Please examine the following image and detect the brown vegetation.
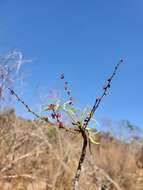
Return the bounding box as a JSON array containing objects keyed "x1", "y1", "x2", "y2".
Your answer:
[{"x1": 0, "y1": 109, "x2": 142, "y2": 190}]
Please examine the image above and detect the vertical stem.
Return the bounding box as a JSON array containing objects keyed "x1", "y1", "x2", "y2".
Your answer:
[{"x1": 73, "y1": 130, "x2": 88, "y2": 190}]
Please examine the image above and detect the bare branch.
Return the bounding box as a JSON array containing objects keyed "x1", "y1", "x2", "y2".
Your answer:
[
  {"x1": 83, "y1": 59, "x2": 123, "y2": 128},
  {"x1": 8, "y1": 87, "x2": 78, "y2": 134},
  {"x1": 73, "y1": 130, "x2": 88, "y2": 190}
]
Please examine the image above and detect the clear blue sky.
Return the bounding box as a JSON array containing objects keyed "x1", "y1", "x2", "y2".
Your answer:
[{"x1": 0, "y1": 0, "x2": 142, "y2": 128}]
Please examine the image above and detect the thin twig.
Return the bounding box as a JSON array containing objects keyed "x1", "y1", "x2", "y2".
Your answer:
[
  {"x1": 83, "y1": 59, "x2": 123, "y2": 127},
  {"x1": 8, "y1": 88, "x2": 77, "y2": 134},
  {"x1": 8, "y1": 88, "x2": 44, "y2": 120},
  {"x1": 1, "y1": 174, "x2": 53, "y2": 188},
  {"x1": 87, "y1": 159, "x2": 123, "y2": 190},
  {"x1": 8, "y1": 60, "x2": 123, "y2": 190},
  {"x1": 0, "y1": 149, "x2": 45, "y2": 173},
  {"x1": 72, "y1": 60, "x2": 123, "y2": 190}
]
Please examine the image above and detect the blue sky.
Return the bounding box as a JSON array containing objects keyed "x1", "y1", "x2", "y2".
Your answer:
[{"x1": 0, "y1": 0, "x2": 142, "y2": 128}]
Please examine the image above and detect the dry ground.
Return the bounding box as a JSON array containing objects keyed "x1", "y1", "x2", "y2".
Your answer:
[{"x1": 0, "y1": 109, "x2": 142, "y2": 190}]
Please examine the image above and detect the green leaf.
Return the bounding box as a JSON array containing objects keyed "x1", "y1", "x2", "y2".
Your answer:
[
  {"x1": 86, "y1": 127, "x2": 94, "y2": 132},
  {"x1": 54, "y1": 104, "x2": 63, "y2": 110},
  {"x1": 88, "y1": 131, "x2": 100, "y2": 144},
  {"x1": 64, "y1": 108, "x2": 75, "y2": 115},
  {"x1": 89, "y1": 136, "x2": 100, "y2": 144}
]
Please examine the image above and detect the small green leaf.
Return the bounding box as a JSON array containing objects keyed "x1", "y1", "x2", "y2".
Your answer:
[
  {"x1": 55, "y1": 104, "x2": 63, "y2": 110},
  {"x1": 65, "y1": 109, "x2": 75, "y2": 115},
  {"x1": 88, "y1": 131, "x2": 100, "y2": 144},
  {"x1": 89, "y1": 136, "x2": 100, "y2": 144}
]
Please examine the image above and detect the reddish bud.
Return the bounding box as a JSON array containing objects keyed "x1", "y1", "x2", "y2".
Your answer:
[
  {"x1": 55, "y1": 112, "x2": 61, "y2": 119},
  {"x1": 47, "y1": 104, "x2": 56, "y2": 110}
]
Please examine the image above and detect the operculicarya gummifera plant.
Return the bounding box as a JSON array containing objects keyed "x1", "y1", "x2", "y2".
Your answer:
[{"x1": 9, "y1": 59, "x2": 124, "y2": 190}]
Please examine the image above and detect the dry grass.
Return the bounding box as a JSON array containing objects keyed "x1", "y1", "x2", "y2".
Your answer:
[{"x1": 0, "y1": 109, "x2": 142, "y2": 190}]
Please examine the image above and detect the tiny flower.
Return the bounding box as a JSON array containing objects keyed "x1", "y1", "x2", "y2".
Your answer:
[{"x1": 47, "y1": 104, "x2": 56, "y2": 110}]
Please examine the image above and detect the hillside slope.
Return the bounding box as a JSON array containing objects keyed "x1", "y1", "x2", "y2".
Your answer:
[{"x1": 0, "y1": 109, "x2": 142, "y2": 190}]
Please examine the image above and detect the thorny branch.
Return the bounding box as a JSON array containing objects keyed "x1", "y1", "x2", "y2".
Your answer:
[
  {"x1": 8, "y1": 88, "x2": 78, "y2": 134},
  {"x1": 72, "y1": 59, "x2": 123, "y2": 190},
  {"x1": 83, "y1": 59, "x2": 123, "y2": 128},
  {"x1": 8, "y1": 59, "x2": 123, "y2": 190}
]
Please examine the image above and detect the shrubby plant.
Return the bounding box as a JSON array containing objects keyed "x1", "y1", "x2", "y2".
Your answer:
[{"x1": 8, "y1": 58, "x2": 123, "y2": 190}]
